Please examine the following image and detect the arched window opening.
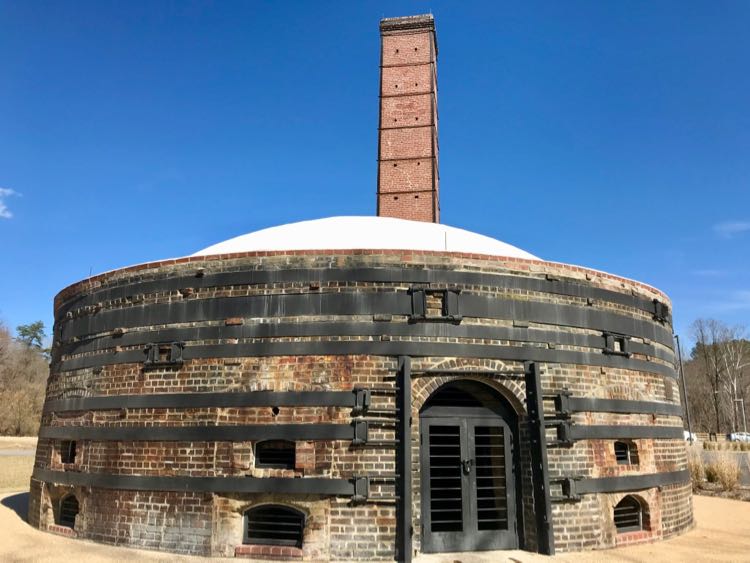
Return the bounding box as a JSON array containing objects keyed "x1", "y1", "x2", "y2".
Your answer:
[
  {"x1": 58, "y1": 495, "x2": 79, "y2": 529},
  {"x1": 255, "y1": 440, "x2": 296, "y2": 469},
  {"x1": 614, "y1": 495, "x2": 645, "y2": 533},
  {"x1": 614, "y1": 441, "x2": 639, "y2": 465},
  {"x1": 244, "y1": 505, "x2": 305, "y2": 548}
]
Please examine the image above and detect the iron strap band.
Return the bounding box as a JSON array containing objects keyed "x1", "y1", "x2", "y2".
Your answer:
[
  {"x1": 59, "y1": 292, "x2": 672, "y2": 347},
  {"x1": 567, "y1": 425, "x2": 684, "y2": 440},
  {"x1": 574, "y1": 469, "x2": 690, "y2": 495},
  {"x1": 57, "y1": 320, "x2": 675, "y2": 364},
  {"x1": 38, "y1": 422, "x2": 368, "y2": 442},
  {"x1": 31, "y1": 467, "x2": 367, "y2": 497},
  {"x1": 43, "y1": 390, "x2": 367, "y2": 415},
  {"x1": 569, "y1": 397, "x2": 683, "y2": 417},
  {"x1": 56, "y1": 340, "x2": 677, "y2": 378},
  {"x1": 43, "y1": 392, "x2": 682, "y2": 419},
  {"x1": 56, "y1": 267, "x2": 664, "y2": 323}
]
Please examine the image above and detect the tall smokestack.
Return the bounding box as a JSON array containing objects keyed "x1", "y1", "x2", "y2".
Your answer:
[{"x1": 377, "y1": 14, "x2": 439, "y2": 223}]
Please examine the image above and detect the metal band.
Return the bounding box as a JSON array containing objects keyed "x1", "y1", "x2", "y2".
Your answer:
[
  {"x1": 38, "y1": 422, "x2": 368, "y2": 443},
  {"x1": 56, "y1": 339, "x2": 677, "y2": 379},
  {"x1": 56, "y1": 267, "x2": 664, "y2": 324},
  {"x1": 575, "y1": 469, "x2": 690, "y2": 494},
  {"x1": 525, "y1": 362, "x2": 555, "y2": 555},
  {"x1": 569, "y1": 397, "x2": 683, "y2": 417},
  {"x1": 58, "y1": 320, "x2": 674, "y2": 365},
  {"x1": 568, "y1": 425, "x2": 684, "y2": 440},
  {"x1": 396, "y1": 356, "x2": 412, "y2": 561},
  {"x1": 43, "y1": 390, "x2": 368, "y2": 414},
  {"x1": 59, "y1": 292, "x2": 672, "y2": 348},
  {"x1": 31, "y1": 467, "x2": 367, "y2": 496}
]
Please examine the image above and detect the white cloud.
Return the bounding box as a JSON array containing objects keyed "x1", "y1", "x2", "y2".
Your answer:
[
  {"x1": 713, "y1": 220, "x2": 750, "y2": 239},
  {"x1": 690, "y1": 269, "x2": 727, "y2": 277},
  {"x1": 0, "y1": 188, "x2": 18, "y2": 219},
  {"x1": 713, "y1": 290, "x2": 750, "y2": 312}
]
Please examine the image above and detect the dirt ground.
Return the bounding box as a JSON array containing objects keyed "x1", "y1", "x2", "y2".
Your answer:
[
  {"x1": 0, "y1": 437, "x2": 37, "y2": 451},
  {"x1": 0, "y1": 437, "x2": 36, "y2": 494},
  {"x1": 0, "y1": 492, "x2": 747, "y2": 563}
]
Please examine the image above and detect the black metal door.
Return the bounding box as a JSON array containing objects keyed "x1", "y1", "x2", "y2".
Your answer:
[{"x1": 421, "y1": 415, "x2": 516, "y2": 553}]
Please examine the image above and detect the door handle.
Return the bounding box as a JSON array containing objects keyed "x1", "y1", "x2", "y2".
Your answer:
[{"x1": 461, "y1": 459, "x2": 473, "y2": 474}]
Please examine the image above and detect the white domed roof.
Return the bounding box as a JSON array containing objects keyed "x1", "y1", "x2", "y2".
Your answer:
[{"x1": 193, "y1": 216, "x2": 539, "y2": 260}]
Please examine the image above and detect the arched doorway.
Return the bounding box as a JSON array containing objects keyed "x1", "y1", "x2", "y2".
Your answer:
[{"x1": 419, "y1": 380, "x2": 519, "y2": 553}]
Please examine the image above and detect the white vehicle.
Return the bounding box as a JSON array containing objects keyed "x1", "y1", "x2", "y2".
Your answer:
[
  {"x1": 684, "y1": 430, "x2": 698, "y2": 442},
  {"x1": 729, "y1": 432, "x2": 750, "y2": 443}
]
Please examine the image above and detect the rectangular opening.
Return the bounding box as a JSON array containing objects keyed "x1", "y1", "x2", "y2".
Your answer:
[{"x1": 60, "y1": 440, "x2": 77, "y2": 464}]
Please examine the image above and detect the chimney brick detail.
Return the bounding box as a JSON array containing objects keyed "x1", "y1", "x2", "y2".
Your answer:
[{"x1": 377, "y1": 14, "x2": 439, "y2": 223}]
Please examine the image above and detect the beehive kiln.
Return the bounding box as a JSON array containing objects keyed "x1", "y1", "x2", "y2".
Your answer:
[{"x1": 30, "y1": 14, "x2": 692, "y2": 560}]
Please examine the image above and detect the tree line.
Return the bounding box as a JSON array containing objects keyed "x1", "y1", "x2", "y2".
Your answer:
[
  {"x1": 0, "y1": 321, "x2": 49, "y2": 435},
  {"x1": 683, "y1": 319, "x2": 750, "y2": 435}
]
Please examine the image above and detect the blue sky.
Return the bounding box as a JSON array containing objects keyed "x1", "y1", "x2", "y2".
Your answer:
[{"x1": 1, "y1": 1, "x2": 748, "y2": 346}]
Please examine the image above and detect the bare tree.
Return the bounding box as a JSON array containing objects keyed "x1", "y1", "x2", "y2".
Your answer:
[
  {"x1": 692, "y1": 319, "x2": 728, "y2": 433},
  {"x1": 719, "y1": 328, "x2": 750, "y2": 432},
  {"x1": 688, "y1": 319, "x2": 750, "y2": 435}
]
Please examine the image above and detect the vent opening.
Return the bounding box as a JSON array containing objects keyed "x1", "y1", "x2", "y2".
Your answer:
[
  {"x1": 58, "y1": 495, "x2": 79, "y2": 529},
  {"x1": 613, "y1": 441, "x2": 639, "y2": 465},
  {"x1": 614, "y1": 495, "x2": 645, "y2": 533},
  {"x1": 255, "y1": 440, "x2": 296, "y2": 469},
  {"x1": 60, "y1": 440, "x2": 77, "y2": 464},
  {"x1": 244, "y1": 504, "x2": 305, "y2": 547}
]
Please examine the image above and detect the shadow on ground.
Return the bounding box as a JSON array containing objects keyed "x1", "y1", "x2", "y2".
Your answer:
[{"x1": 1, "y1": 491, "x2": 28, "y2": 521}]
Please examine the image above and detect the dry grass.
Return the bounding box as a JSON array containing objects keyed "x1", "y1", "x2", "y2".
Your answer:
[
  {"x1": 703, "y1": 441, "x2": 750, "y2": 451},
  {"x1": 0, "y1": 455, "x2": 34, "y2": 493},
  {"x1": 705, "y1": 451, "x2": 741, "y2": 491},
  {"x1": 687, "y1": 448, "x2": 705, "y2": 490}
]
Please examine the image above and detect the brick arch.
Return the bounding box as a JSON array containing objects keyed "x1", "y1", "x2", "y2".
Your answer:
[
  {"x1": 610, "y1": 492, "x2": 652, "y2": 531},
  {"x1": 412, "y1": 372, "x2": 526, "y2": 416},
  {"x1": 237, "y1": 500, "x2": 311, "y2": 521}
]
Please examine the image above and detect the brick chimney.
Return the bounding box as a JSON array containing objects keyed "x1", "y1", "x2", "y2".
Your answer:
[{"x1": 377, "y1": 14, "x2": 439, "y2": 223}]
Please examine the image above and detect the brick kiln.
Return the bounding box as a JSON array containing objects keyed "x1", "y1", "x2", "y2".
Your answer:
[{"x1": 30, "y1": 13, "x2": 692, "y2": 561}]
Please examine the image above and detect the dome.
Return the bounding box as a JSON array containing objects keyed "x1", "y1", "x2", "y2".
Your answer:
[{"x1": 193, "y1": 216, "x2": 540, "y2": 260}]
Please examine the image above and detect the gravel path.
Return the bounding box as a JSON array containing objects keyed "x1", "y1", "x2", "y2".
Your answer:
[{"x1": 1, "y1": 492, "x2": 749, "y2": 562}]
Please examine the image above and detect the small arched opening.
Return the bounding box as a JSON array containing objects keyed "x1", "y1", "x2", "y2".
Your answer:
[
  {"x1": 613, "y1": 440, "x2": 639, "y2": 465},
  {"x1": 243, "y1": 504, "x2": 305, "y2": 548},
  {"x1": 57, "y1": 494, "x2": 79, "y2": 529},
  {"x1": 614, "y1": 495, "x2": 649, "y2": 533},
  {"x1": 254, "y1": 440, "x2": 296, "y2": 469}
]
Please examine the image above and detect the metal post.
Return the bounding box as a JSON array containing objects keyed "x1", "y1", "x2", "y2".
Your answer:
[
  {"x1": 396, "y1": 356, "x2": 412, "y2": 562},
  {"x1": 675, "y1": 335, "x2": 693, "y2": 443},
  {"x1": 524, "y1": 361, "x2": 555, "y2": 555}
]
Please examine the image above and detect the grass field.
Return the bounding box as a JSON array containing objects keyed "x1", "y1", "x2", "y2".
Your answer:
[{"x1": 0, "y1": 456, "x2": 34, "y2": 493}]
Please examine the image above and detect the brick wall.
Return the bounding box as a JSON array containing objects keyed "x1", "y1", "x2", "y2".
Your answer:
[{"x1": 32, "y1": 250, "x2": 692, "y2": 559}]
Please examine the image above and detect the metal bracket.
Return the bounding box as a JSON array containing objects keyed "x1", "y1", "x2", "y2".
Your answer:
[
  {"x1": 351, "y1": 476, "x2": 370, "y2": 504},
  {"x1": 408, "y1": 288, "x2": 462, "y2": 323},
  {"x1": 544, "y1": 419, "x2": 573, "y2": 447},
  {"x1": 143, "y1": 342, "x2": 184, "y2": 368},
  {"x1": 603, "y1": 332, "x2": 631, "y2": 357},
  {"x1": 352, "y1": 420, "x2": 369, "y2": 446},
  {"x1": 653, "y1": 299, "x2": 670, "y2": 323},
  {"x1": 544, "y1": 388, "x2": 572, "y2": 418},
  {"x1": 550, "y1": 476, "x2": 582, "y2": 502},
  {"x1": 352, "y1": 388, "x2": 371, "y2": 415}
]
